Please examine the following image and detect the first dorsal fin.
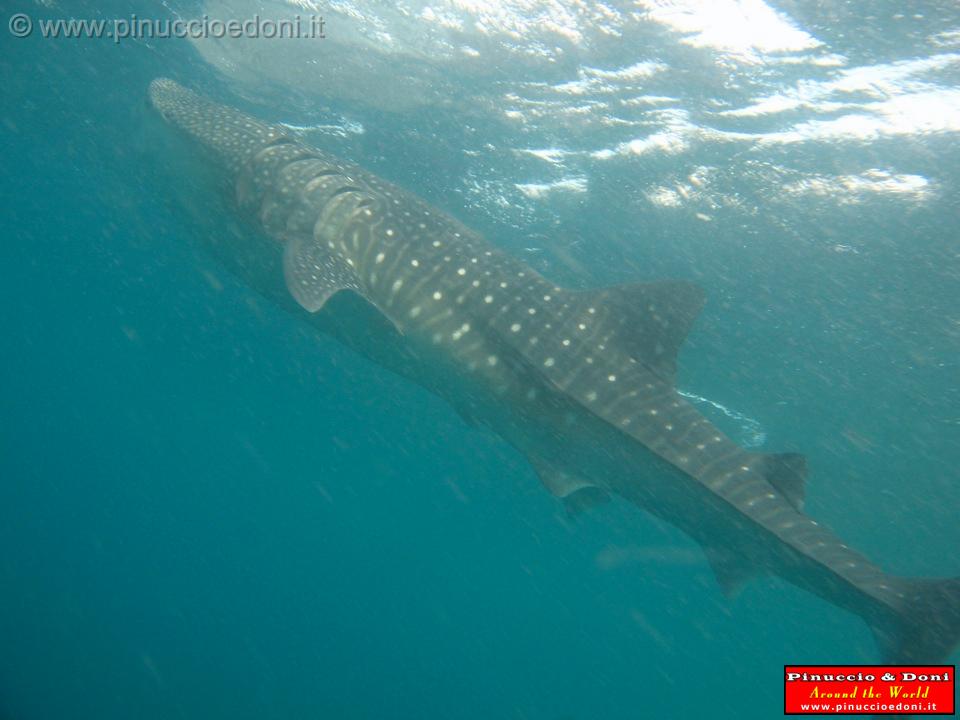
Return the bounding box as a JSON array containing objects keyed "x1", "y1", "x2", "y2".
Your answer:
[
  {"x1": 590, "y1": 280, "x2": 705, "y2": 380},
  {"x1": 757, "y1": 452, "x2": 807, "y2": 510}
]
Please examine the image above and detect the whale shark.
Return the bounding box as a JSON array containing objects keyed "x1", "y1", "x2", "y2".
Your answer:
[{"x1": 148, "y1": 78, "x2": 960, "y2": 665}]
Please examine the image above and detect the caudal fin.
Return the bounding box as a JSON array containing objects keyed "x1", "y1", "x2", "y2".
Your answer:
[{"x1": 872, "y1": 576, "x2": 960, "y2": 663}]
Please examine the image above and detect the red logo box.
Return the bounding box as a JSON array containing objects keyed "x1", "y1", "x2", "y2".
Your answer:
[{"x1": 784, "y1": 665, "x2": 955, "y2": 715}]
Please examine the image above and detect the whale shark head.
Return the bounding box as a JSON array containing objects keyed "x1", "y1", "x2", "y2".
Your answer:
[{"x1": 148, "y1": 78, "x2": 290, "y2": 172}]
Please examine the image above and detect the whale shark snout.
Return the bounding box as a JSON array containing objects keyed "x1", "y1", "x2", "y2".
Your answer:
[
  {"x1": 147, "y1": 77, "x2": 181, "y2": 109},
  {"x1": 147, "y1": 78, "x2": 201, "y2": 127},
  {"x1": 148, "y1": 77, "x2": 290, "y2": 171}
]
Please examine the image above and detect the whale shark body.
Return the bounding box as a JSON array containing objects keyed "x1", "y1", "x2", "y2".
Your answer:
[{"x1": 149, "y1": 78, "x2": 960, "y2": 665}]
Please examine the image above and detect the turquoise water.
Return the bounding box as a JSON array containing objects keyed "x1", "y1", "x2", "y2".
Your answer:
[{"x1": 2, "y1": 1, "x2": 959, "y2": 718}]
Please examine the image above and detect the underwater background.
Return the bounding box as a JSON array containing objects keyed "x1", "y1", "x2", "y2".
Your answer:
[{"x1": 1, "y1": 1, "x2": 958, "y2": 718}]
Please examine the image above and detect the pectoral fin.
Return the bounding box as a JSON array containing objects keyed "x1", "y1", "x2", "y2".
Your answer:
[{"x1": 283, "y1": 234, "x2": 360, "y2": 312}]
